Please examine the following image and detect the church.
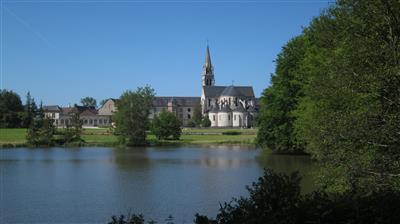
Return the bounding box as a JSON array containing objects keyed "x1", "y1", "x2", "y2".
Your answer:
[
  {"x1": 200, "y1": 46, "x2": 257, "y2": 127},
  {"x1": 44, "y1": 46, "x2": 258, "y2": 128}
]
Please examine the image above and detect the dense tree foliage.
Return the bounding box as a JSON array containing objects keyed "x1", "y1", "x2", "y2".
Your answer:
[
  {"x1": 151, "y1": 110, "x2": 182, "y2": 140},
  {"x1": 201, "y1": 116, "x2": 211, "y2": 127},
  {"x1": 256, "y1": 36, "x2": 307, "y2": 153},
  {"x1": 0, "y1": 89, "x2": 24, "y2": 128},
  {"x1": 80, "y1": 96, "x2": 97, "y2": 108},
  {"x1": 113, "y1": 86, "x2": 155, "y2": 146},
  {"x1": 192, "y1": 104, "x2": 203, "y2": 127},
  {"x1": 21, "y1": 91, "x2": 37, "y2": 128},
  {"x1": 26, "y1": 105, "x2": 55, "y2": 146},
  {"x1": 257, "y1": 0, "x2": 400, "y2": 192},
  {"x1": 110, "y1": 169, "x2": 400, "y2": 224}
]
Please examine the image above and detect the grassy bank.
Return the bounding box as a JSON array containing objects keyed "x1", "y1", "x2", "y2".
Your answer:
[{"x1": 0, "y1": 128, "x2": 257, "y2": 147}]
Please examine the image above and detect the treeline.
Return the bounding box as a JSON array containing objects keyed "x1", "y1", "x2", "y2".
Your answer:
[
  {"x1": 0, "y1": 90, "x2": 37, "y2": 128},
  {"x1": 256, "y1": 0, "x2": 400, "y2": 192},
  {"x1": 109, "y1": 169, "x2": 400, "y2": 224},
  {"x1": 0, "y1": 89, "x2": 83, "y2": 146}
]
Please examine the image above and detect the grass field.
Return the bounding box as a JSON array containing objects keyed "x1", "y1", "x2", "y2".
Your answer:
[{"x1": 0, "y1": 127, "x2": 257, "y2": 147}]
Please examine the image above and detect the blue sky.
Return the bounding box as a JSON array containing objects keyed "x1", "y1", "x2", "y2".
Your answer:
[{"x1": 1, "y1": 0, "x2": 330, "y2": 106}]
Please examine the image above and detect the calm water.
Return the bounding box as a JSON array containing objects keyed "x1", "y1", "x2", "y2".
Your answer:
[{"x1": 0, "y1": 146, "x2": 315, "y2": 223}]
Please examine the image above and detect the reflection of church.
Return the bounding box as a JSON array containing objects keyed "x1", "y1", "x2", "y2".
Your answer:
[{"x1": 200, "y1": 46, "x2": 257, "y2": 128}]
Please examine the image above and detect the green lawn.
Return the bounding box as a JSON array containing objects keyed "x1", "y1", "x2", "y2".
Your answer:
[
  {"x1": 0, "y1": 129, "x2": 27, "y2": 144},
  {"x1": 0, "y1": 127, "x2": 257, "y2": 147}
]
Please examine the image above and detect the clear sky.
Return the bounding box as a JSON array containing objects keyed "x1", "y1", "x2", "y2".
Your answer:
[{"x1": 1, "y1": 0, "x2": 330, "y2": 106}]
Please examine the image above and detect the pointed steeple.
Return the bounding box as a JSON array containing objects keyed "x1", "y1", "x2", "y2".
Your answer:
[
  {"x1": 204, "y1": 45, "x2": 212, "y2": 72},
  {"x1": 202, "y1": 44, "x2": 215, "y2": 86}
]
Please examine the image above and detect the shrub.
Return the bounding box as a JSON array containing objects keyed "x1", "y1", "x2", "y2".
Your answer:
[{"x1": 222, "y1": 131, "x2": 241, "y2": 135}]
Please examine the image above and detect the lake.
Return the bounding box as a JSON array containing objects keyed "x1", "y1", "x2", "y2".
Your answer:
[{"x1": 0, "y1": 146, "x2": 315, "y2": 223}]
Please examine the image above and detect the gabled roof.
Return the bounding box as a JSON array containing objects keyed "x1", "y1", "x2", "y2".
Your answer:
[
  {"x1": 43, "y1": 105, "x2": 61, "y2": 112},
  {"x1": 220, "y1": 85, "x2": 242, "y2": 97},
  {"x1": 203, "y1": 85, "x2": 255, "y2": 98}
]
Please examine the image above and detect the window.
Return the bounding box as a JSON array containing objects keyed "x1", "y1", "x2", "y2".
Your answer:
[
  {"x1": 52, "y1": 113, "x2": 55, "y2": 118},
  {"x1": 179, "y1": 108, "x2": 183, "y2": 112},
  {"x1": 99, "y1": 119, "x2": 103, "y2": 124},
  {"x1": 208, "y1": 99, "x2": 211, "y2": 106},
  {"x1": 187, "y1": 114, "x2": 191, "y2": 119},
  {"x1": 55, "y1": 120, "x2": 58, "y2": 125},
  {"x1": 228, "y1": 115, "x2": 230, "y2": 120},
  {"x1": 61, "y1": 119, "x2": 64, "y2": 124},
  {"x1": 104, "y1": 119, "x2": 107, "y2": 124},
  {"x1": 89, "y1": 119, "x2": 93, "y2": 124},
  {"x1": 84, "y1": 120, "x2": 88, "y2": 124},
  {"x1": 187, "y1": 108, "x2": 191, "y2": 112},
  {"x1": 213, "y1": 115, "x2": 215, "y2": 121},
  {"x1": 229, "y1": 98, "x2": 231, "y2": 105}
]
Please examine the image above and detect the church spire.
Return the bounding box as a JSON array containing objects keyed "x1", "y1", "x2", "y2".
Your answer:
[{"x1": 202, "y1": 44, "x2": 215, "y2": 86}]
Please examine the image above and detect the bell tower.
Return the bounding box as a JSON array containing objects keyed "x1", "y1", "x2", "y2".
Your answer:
[{"x1": 202, "y1": 45, "x2": 215, "y2": 86}]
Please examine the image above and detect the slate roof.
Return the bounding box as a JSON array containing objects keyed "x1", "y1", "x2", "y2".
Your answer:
[
  {"x1": 220, "y1": 85, "x2": 243, "y2": 97},
  {"x1": 203, "y1": 85, "x2": 255, "y2": 98},
  {"x1": 233, "y1": 104, "x2": 247, "y2": 113},
  {"x1": 43, "y1": 105, "x2": 61, "y2": 112},
  {"x1": 220, "y1": 105, "x2": 232, "y2": 113},
  {"x1": 153, "y1": 97, "x2": 200, "y2": 107}
]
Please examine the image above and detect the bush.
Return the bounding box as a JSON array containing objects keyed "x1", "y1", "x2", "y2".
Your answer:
[
  {"x1": 201, "y1": 116, "x2": 211, "y2": 127},
  {"x1": 151, "y1": 111, "x2": 182, "y2": 140},
  {"x1": 186, "y1": 119, "x2": 196, "y2": 127},
  {"x1": 222, "y1": 131, "x2": 241, "y2": 135}
]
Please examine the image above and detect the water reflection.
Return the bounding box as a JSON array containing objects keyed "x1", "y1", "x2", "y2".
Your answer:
[{"x1": 0, "y1": 146, "x2": 316, "y2": 223}]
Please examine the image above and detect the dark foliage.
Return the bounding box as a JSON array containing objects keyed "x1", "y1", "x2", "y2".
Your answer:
[
  {"x1": 151, "y1": 110, "x2": 182, "y2": 140},
  {"x1": 0, "y1": 89, "x2": 24, "y2": 128}
]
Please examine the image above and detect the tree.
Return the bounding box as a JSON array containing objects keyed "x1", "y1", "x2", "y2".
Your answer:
[
  {"x1": 113, "y1": 86, "x2": 155, "y2": 146},
  {"x1": 151, "y1": 110, "x2": 182, "y2": 140},
  {"x1": 285, "y1": 0, "x2": 400, "y2": 192},
  {"x1": 26, "y1": 104, "x2": 55, "y2": 146},
  {"x1": 192, "y1": 104, "x2": 203, "y2": 126},
  {"x1": 21, "y1": 91, "x2": 37, "y2": 128},
  {"x1": 201, "y1": 116, "x2": 211, "y2": 127},
  {"x1": 256, "y1": 35, "x2": 307, "y2": 154},
  {"x1": 80, "y1": 97, "x2": 97, "y2": 108},
  {"x1": 62, "y1": 112, "x2": 83, "y2": 144},
  {"x1": 0, "y1": 89, "x2": 23, "y2": 128}
]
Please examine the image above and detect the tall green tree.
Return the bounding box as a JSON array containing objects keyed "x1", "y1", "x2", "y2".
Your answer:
[
  {"x1": 256, "y1": 35, "x2": 308, "y2": 153},
  {"x1": 0, "y1": 89, "x2": 23, "y2": 128},
  {"x1": 293, "y1": 0, "x2": 400, "y2": 192},
  {"x1": 80, "y1": 97, "x2": 97, "y2": 108},
  {"x1": 113, "y1": 86, "x2": 155, "y2": 146},
  {"x1": 26, "y1": 104, "x2": 55, "y2": 146},
  {"x1": 151, "y1": 110, "x2": 182, "y2": 140},
  {"x1": 21, "y1": 91, "x2": 37, "y2": 128}
]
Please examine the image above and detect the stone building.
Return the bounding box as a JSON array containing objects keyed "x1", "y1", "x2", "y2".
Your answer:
[
  {"x1": 45, "y1": 45, "x2": 257, "y2": 128},
  {"x1": 98, "y1": 97, "x2": 200, "y2": 126},
  {"x1": 200, "y1": 46, "x2": 257, "y2": 128},
  {"x1": 44, "y1": 105, "x2": 112, "y2": 128}
]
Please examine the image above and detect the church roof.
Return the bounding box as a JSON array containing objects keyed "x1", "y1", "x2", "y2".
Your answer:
[
  {"x1": 220, "y1": 85, "x2": 243, "y2": 97},
  {"x1": 233, "y1": 104, "x2": 247, "y2": 113},
  {"x1": 203, "y1": 85, "x2": 255, "y2": 98},
  {"x1": 208, "y1": 106, "x2": 219, "y2": 113},
  {"x1": 220, "y1": 105, "x2": 232, "y2": 113}
]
